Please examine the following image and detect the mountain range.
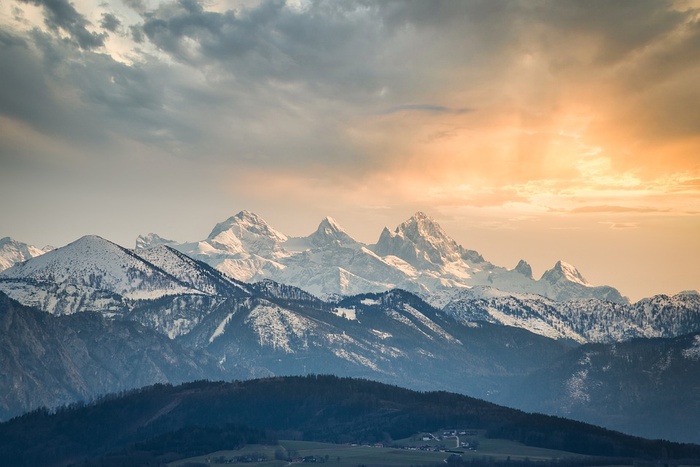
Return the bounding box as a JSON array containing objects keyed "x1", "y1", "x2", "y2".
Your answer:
[
  {"x1": 133, "y1": 211, "x2": 629, "y2": 304},
  {"x1": 1, "y1": 212, "x2": 700, "y2": 443}
]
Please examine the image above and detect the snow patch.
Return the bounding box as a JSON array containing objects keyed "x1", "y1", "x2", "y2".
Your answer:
[
  {"x1": 245, "y1": 303, "x2": 313, "y2": 353},
  {"x1": 403, "y1": 304, "x2": 459, "y2": 343},
  {"x1": 370, "y1": 329, "x2": 392, "y2": 340},
  {"x1": 360, "y1": 298, "x2": 380, "y2": 306},
  {"x1": 334, "y1": 306, "x2": 357, "y2": 320},
  {"x1": 209, "y1": 311, "x2": 236, "y2": 343},
  {"x1": 683, "y1": 335, "x2": 700, "y2": 361}
]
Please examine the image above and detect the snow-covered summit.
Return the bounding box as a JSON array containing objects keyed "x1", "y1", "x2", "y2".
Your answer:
[
  {"x1": 373, "y1": 212, "x2": 484, "y2": 269},
  {"x1": 135, "y1": 233, "x2": 178, "y2": 251},
  {"x1": 542, "y1": 261, "x2": 589, "y2": 287},
  {"x1": 535, "y1": 260, "x2": 626, "y2": 303},
  {"x1": 513, "y1": 259, "x2": 533, "y2": 279},
  {"x1": 208, "y1": 210, "x2": 287, "y2": 243},
  {"x1": 0, "y1": 237, "x2": 52, "y2": 271},
  {"x1": 0, "y1": 235, "x2": 199, "y2": 301},
  {"x1": 131, "y1": 210, "x2": 627, "y2": 304},
  {"x1": 205, "y1": 210, "x2": 288, "y2": 258},
  {"x1": 137, "y1": 245, "x2": 247, "y2": 297},
  {"x1": 305, "y1": 217, "x2": 358, "y2": 248}
]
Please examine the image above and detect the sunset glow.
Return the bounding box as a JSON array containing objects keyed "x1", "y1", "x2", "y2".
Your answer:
[{"x1": 1, "y1": 0, "x2": 698, "y2": 300}]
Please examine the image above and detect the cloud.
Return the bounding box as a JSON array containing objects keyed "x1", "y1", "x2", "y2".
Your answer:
[
  {"x1": 18, "y1": 0, "x2": 106, "y2": 49},
  {"x1": 601, "y1": 222, "x2": 640, "y2": 230},
  {"x1": 568, "y1": 205, "x2": 671, "y2": 214},
  {"x1": 2, "y1": 0, "x2": 700, "y2": 211},
  {"x1": 100, "y1": 13, "x2": 121, "y2": 32},
  {"x1": 380, "y1": 104, "x2": 474, "y2": 115}
]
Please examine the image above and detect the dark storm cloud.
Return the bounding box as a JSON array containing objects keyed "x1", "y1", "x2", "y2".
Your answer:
[
  {"x1": 4, "y1": 0, "x2": 700, "y2": 177},
  {"x1": 123, "y1": 0, "x2": 147, "y2": 14},
  {"x1": 140, "y1": 0, "x2": 387, "y2": 99},
  {"x1": 18, "y1": 0, "x2": 107, "y2": 49},
  {"x1": 0, "y1": 29, "x2": 70, "y2": 136},
  {"x1": 100, "y1": 13, "x2": 121, "y2": 32},
  {"x1": 0, "y1": 24, "x2": 176, "y2": 154},
  {"x1": 532, "y1": 0, "x2": 684, "y2": 64},
  {"x1": 130, "y1": 24, "x2": 145, "y2": 42}
]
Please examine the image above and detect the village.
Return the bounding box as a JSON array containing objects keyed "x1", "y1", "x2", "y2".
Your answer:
[{"x1": 201, "y1": 430, "x2": 481, "y2": 464}]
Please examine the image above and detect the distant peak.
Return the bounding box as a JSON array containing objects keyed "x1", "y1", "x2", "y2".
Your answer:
[
  {"x1": 69, "y1": 235, "x2": 120, "y2": 250},
  {"x1": 513, "y1": 259, "x2": 533, "y2": 279},
  {"x1": 398, "y1": 212, "x2": 441, "y2": 232},
  {"x1": 75, "y1": 234, "x2": 108, "y2": 243},
  {"x1": 308, "y1": 216, "x2": 357, "y2": 247},
  {"x1": 542, "y1": 260, "x2": 589, "y2": 286},
  {"x1": 135, "y1": 233, "x2": 177, "y2": 250},
  {"x1": 235, "y1": 210, "x2": 263, "y2": 222},
  {"x1": 208, "y1": 211, "x2": 287, "y2": 242},
  {"x1": 319, "y1": 216, "x2": 343, "y2": 232}
]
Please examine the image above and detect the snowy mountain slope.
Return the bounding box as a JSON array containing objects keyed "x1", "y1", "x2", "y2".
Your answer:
[
  {"x1": 175, "y1": 287, "x2": 570, "y2": 399},
  {"x1": 506, "y1": 332, "x2": 700, "y2": 443},
  {"x1": 135, "y1": 232, "x2": 178, "y2": 250},
  {"x1": 136, "y1": 211, "x2": 628, "y2": 304},
  {"x1": 373, "y1": 211, "x2": 484, "y2": 269},
  {"x1": 0, "y1": 236, "x2": 216, "y2": 317},
  {"x1": 136, "y1": 245, "x2": 249, "y2": 297},
  {"x1": 443, "y1": 287, "x2": 700, "y2": 343},
  {"x1": 137, "y1": 211, "x2": 290, "y2": 283},
  {"x1": 443, "y1": 286, "x2": 587, "y2": 343},
  {"x1": 538, "y1": 261, "x2": 626, "y2": 303},
  {"x1": 301, "y1": 216, "x2": 360, "y2": 249},
  {"x1": 0, "y1": 291, "x2": 225, "y2": 421},
  {"x1": 0, "y1": 235, "x2": 200, "y2": 301},
  {"x1": 559, "y1": 291, "x2": 700, "y2": 342},
  {"x1": 0, "y1": 237, "x2": 52, "y2": 271},
  {"x1": 2, "y1": 261, "x2": 699, "y2": 443}
]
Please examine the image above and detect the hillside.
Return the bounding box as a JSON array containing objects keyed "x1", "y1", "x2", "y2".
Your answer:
[{"x1": 1, "y1": 376, "x2": 699, "y2": 467}]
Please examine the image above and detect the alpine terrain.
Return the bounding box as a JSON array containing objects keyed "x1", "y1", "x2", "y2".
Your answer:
[{"x1": 1, "y1": 212, "x2": 699, "y2": 444}]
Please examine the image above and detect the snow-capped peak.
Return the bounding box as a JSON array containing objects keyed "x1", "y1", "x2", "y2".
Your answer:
[
  {"x1": 321, "y1": 216, "x2": 343, "y2": 233},
  {"x1": 207, "y1": 211, "x2": 288, "y2": 243},
  {"x1": 0, "y1": 234, "x2": 198, "y2": 300},
  {"x1": 306, "y1": 217, "x2": 358, "y2": 247},
  {"x1": 0, "y1": 237, "x2": 51, "y2": 271},
  {"x1": 135, "y1": 233, "x2": 178, "y2": 250},
  {"x1": 513, "y1": 259, "x2": 533, "y2": 279},
  {"x1": 399, "y1": 212, "x2": 447, "y2": 239},
  {"x1": 542, "y1": 261, "x2": 589, "y2": 286},
  {"x1": 400, "y1": 212, "x2": 476, "y2": 258}
]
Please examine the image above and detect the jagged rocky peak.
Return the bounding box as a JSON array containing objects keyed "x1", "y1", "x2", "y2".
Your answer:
[
  {"x1": 208, "y1": 210, "x2": 288, "y2": 242},
  {"x1": 541, "y1": 260, "x2": 589, "y2": 286},
  {"x1": 307, "y1": 217, "x2": 358, "y2": 247},
  {"x1": 135, "y1": 233, "x2": 177, "y2": 250},
  {"x1": 513, "y1": 259, "x2": 533, "y2": 279},
  {"x1": 0, "y1": 237, "x2": 52, "y2": 271},
  {"x1": 375, "y1": 212, "x2": 484, "y2": 266}
]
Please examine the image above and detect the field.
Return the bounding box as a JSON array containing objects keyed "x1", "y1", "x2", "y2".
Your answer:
[{"x1": 169, "y1": 431, "x2": 591, "y2": 467}]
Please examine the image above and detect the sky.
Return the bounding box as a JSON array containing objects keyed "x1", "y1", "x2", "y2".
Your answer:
[{"x1": 1, "y1": 0, "x2": 699, "y2": 301}]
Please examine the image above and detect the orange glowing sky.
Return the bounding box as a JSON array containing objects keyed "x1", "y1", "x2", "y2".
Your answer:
[{"x1": 1, "y1": 0, "x2": 699, "y2": 300}]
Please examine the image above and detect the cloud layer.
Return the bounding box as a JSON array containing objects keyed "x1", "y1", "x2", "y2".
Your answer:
[{"x1": 1, "y1": 0, "x2": 699, "y2": 299}]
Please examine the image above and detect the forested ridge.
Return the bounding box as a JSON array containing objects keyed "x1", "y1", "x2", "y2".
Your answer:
[{"x1": 1, "y1": 375, "x2": 699, "y2": 466}]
